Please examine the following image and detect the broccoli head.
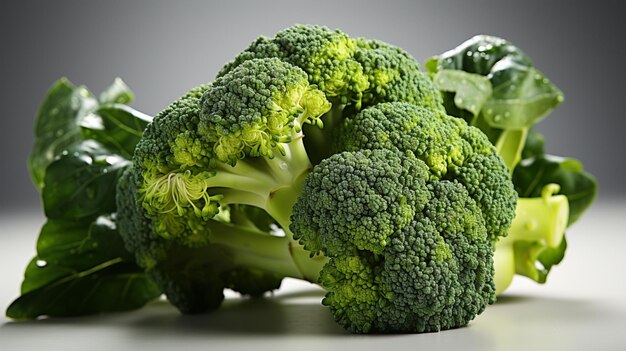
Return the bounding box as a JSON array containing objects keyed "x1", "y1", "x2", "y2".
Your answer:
[
  {"x1": 336, "y1": 102, "x2": 517, "y2": 241},
  {"x1": 290, "y1": 149, "x2": 499, "y2": 333},
  {"x1": 117, "y1": 57, "x2": 332, "y2": 312}
]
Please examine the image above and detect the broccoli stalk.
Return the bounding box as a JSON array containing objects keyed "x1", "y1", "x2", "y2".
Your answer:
[
  {"x1": 201, "y1": 220, "x2": 328, "y2": 283},
  {"x1": 494, "y1": 184, "x2": 569, "y2": 293}
]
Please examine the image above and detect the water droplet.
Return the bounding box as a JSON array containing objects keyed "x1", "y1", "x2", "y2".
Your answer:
[
  {"x1": 36, "y1": 260, "x2": 47, "y2": 267},
  {"x1": 61, "y1": 150, "x2": 69, "y2": 156},
  {"x1": 485, "y1": 109, "x2": 493, "y2": 115},
  {"x1": 102, "y1": 168, "x2": 108, "y2": 174},
  {"x1": 279, "y1": 162, "x2": 288, "y2": 170},
  {"x1": 493, "y1": 115, "x2": 502, "y2": 122},
  {"x1": 55, "y1": 129, "x2": 64, "y2": 137}
]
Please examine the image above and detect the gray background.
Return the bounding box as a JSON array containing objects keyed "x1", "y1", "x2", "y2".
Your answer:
[{"x1": 1, "y1": 0, "x2": 624, "y2": 213}]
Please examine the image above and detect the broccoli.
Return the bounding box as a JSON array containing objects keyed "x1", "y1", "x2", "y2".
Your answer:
[
  {"x1": 217, "y1": 24, "x2": 443, "y2": 164},
  {"x1": 115, "y1": 27, "x2": 514, "y2": 332},
  {"x1": 117, "y1": 71, "x2": 516, "y2": 331},
  {"x1": 18, "y1": 25, "x2": 583, "y2": 335}
]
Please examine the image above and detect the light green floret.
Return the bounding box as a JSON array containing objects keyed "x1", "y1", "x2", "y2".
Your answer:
[
  {"x1": 217, "y1": 25, "x2": 449, "y2": 166},
  {"x1": 218, "y1": 24, "x2": 370, "y2": 107},
  {"x1": 136, "y1": 58, "x2": 331, "y2": 241},
  {"x1": 200, "y1": 58, "x2": 331, "y2": 165}
]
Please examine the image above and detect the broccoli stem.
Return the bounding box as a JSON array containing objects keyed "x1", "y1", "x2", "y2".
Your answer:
[
  {"x1": 214, "y1": 136, "x2": 313, "y2": 209},
  {"x1": 302, "y1": 101, "x2": 345, "y2": 165},
  {"x1": 213, "y1": 135, "x2": 319, "y2": 281},
  {"x1": 507, "y1": 184, "x2": 569, "y2": 246},
  {"x1": 207, "y1": 220, "x2": 328, "y2": 282},
  {"x1": 494, "y1": 183, "x2": 569, "y2": 294},
  {"x1": 495, "y1": 128, "x2": 528, "y2": 171}
]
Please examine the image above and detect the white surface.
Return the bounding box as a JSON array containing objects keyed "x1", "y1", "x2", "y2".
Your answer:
[{"x1": 1, "y1": 201, "x2": 626, "y2": 350}]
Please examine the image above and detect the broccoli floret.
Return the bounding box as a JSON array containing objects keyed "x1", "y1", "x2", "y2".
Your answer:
[
  {"x1": 335, "y1": 102, "x2": 517, "y2": 242},
  {"x1": 218, "y1": 24, "x2": 369, "y2": 107},
  {"x1": 218, "y1": 24, "x2": 442, "y2": 165},
  {"x1": 354, "y1": 38, "x2": 443, "y2": 110},
  {"x1": 291, "y1": 149, "x2": 499, "y2": 333},
  {"x1": 117, "y1": 58, "x2": 332, "y2": 312}
]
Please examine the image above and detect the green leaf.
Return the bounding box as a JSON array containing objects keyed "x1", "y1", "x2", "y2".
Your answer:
[
  {"x1": 80, "y1": 104, "x2": 152, "y2": 158},
  {"x1": 13, "y1": 77, "x2": 161, "y2": 320},
  {"x1": 20, "y1": 256, "x2": 76, "y2": 295},
  {"x1": 6, "y1": 261, "x2": 160, "y2": 319},
  {"x1": 432, "y1": 70, "x2": 492, "y2": 116},
  {"x1": 42, "y1": 140, "x2": 130, "y2": 220},
  {"x1": 38, "y1": 217, "x2": 133, "y2": 270},
  {"x1": 99, "y1": 78, "x2": 134, "y2": 105},
  {"x1": 513, "y1": 155, "x2": 598, "y2": 225},
  {"x1": 8, "y1": 216, "x2": 160, "y2": 319},
  {"x1": 427, "y1": 35, "x2": 563, "y2": 129},
  {"x1": 28, "y1": 79, "x2": 98, "y2": 190}
]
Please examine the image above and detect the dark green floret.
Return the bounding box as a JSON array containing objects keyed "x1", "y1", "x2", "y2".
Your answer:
[
  {"x1": 291, "y1": 149, "x2": 499, "y2": 333},
  {"x1": 336, "y1": 102, "x2": 517, "y2": 241}
]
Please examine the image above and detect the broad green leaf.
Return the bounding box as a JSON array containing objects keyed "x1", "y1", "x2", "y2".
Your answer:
[
  {"x1": 20, "y1": 256, "x2": 76, "y2": 294},
  {"x1": 513, "y1": 155, "x2": 598, "y2": 225},
  {"x1": 99, "y1": 78, "x2": 134, "y2": 105},
  {"x1": 28, "y1": 79, "x2": 98, "y2": 190},
  {"x1": 433, "y1": 70, "x2": 492, "y2": 116},
  {"x1": 80, "y1": 104, "x2": 152, "y2": 158},
  {"x1": 37, "y1": 216, "x2": 133, "y2": 269},
  {"x1": 12, "y1": 77, "x2": 161, "y2": 320},
  {"x1": 21, "y1": 217, "x2": 129, "y2": 294},
  {"x1": 427, "y1": 35, "x2": 563, "y2": 129},
  {"x1": 42, "y1": 140, "x2": 129, "y2": 220},
  {"x1": 6, "y1": 261, "x2": 160, "y2": 319},
  {"x1": 9, "y1": 216, "x2": 160, "y2": 319},
  {"x1": 480, "y1": 60, "x2": 564, "y2": 129}
]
